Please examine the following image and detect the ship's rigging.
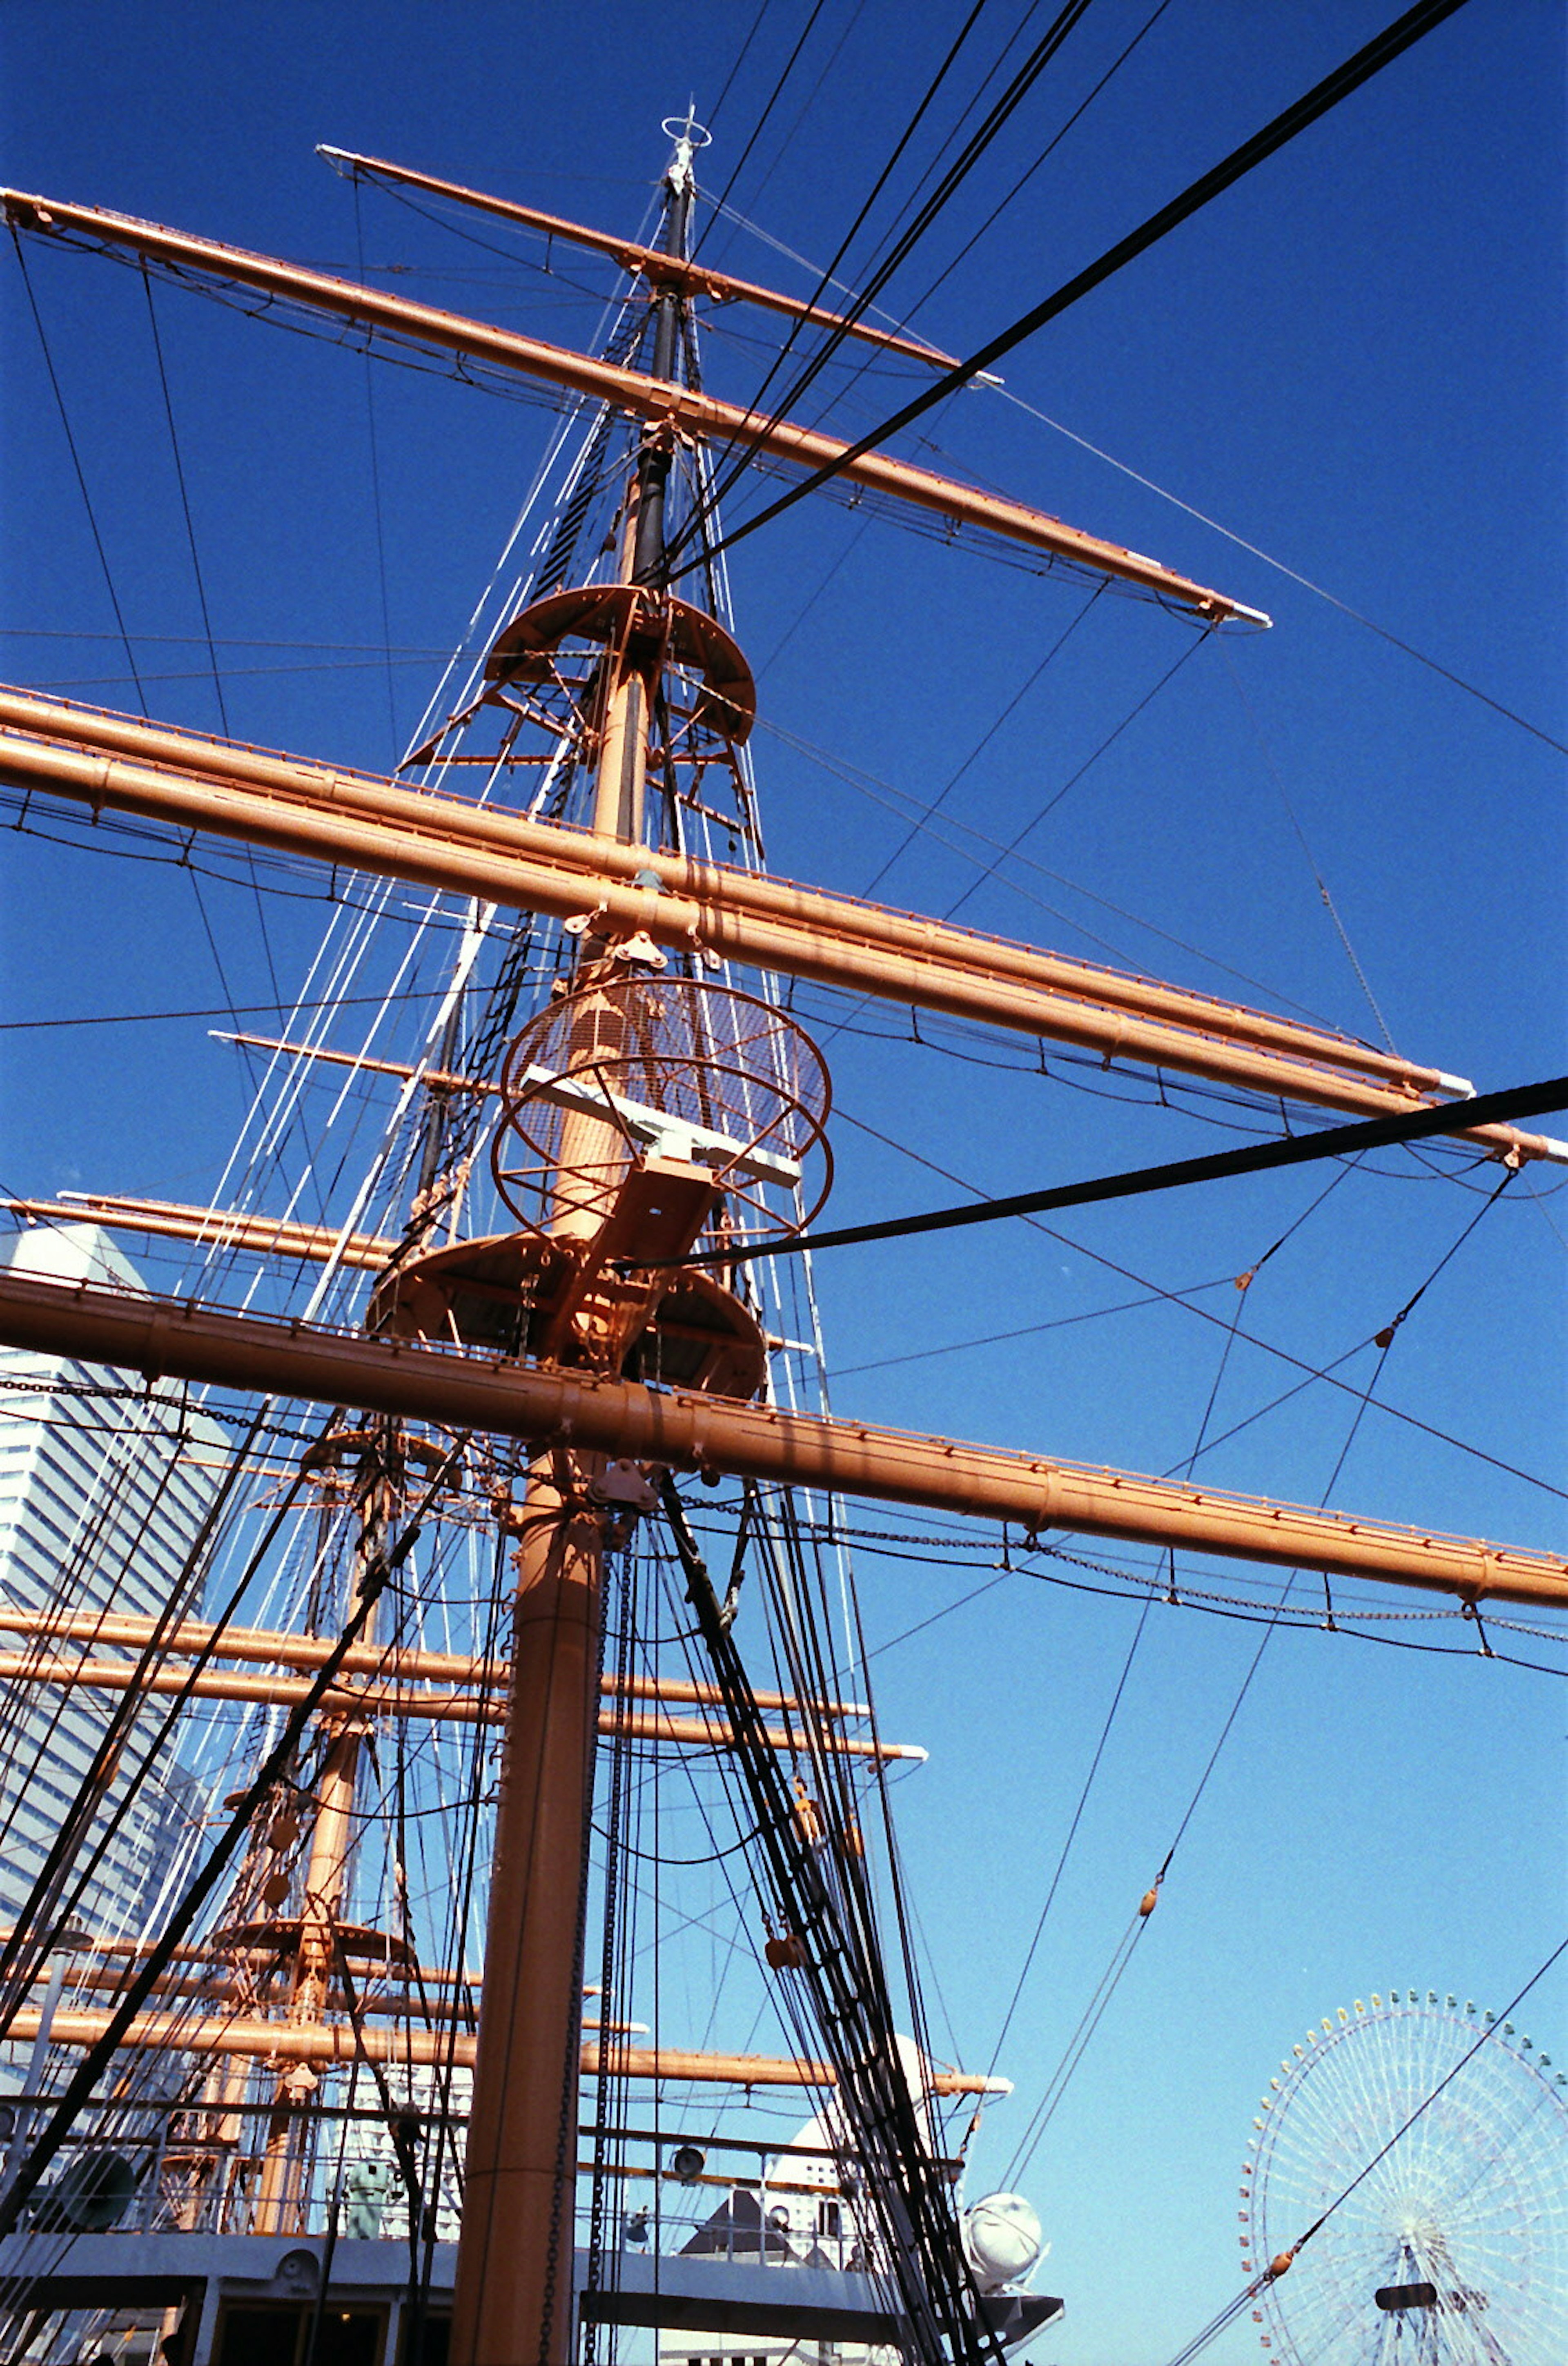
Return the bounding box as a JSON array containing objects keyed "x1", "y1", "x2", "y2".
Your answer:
[
  {"x1": 0, "y1": 18, "x2": 1562, "y2": 2366},
  {"x1": 0, "y1": 117, "x2": 1061, "y2": 2366}
]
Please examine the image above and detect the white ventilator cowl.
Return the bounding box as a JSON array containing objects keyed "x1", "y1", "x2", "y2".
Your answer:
[{"x1": 962, "y1": 2192, "x2": 1045, "y2": 2292}]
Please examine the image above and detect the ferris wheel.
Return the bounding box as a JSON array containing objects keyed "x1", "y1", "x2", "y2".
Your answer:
[{"x1": 1239, "y1": 1989, "x2": 1568, "y2": 2364}]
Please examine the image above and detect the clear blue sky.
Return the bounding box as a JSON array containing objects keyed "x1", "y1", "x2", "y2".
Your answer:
[{"x1": 1, "y1": 6, "x2": 1564, "y2": 2362}]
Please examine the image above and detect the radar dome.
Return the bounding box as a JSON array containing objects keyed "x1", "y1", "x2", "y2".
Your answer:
[{"x1": 962, "y1": 2192, "x2": 1045, "y2": 2292}]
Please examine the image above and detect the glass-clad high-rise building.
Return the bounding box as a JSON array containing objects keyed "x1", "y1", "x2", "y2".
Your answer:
[{"x1": 0, "y1": 1221, "x2": 229, "y2": 1944}]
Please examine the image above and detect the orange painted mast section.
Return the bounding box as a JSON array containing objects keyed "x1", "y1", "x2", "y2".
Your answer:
[
  {"x1": 0, "y1": 1266, "x2": 1562, "y2": 1611},
  {"x1": 0, "y1": 1605, "x2": 873, "y2": 1715},
  {"x1": 0, "y1": 187, "x2": 1269, "y2": 622},
  {"x1": 4, "y1": 131, "x2": 1561, "y2": 2353},
  {"x1": 0, "y1": 2005, "x2": 1006, "y2": 2093},
  {"x1": 317, "y1": 145, "x2": 966, "y2": 369},
  {"x1": 448, "y1": 134, "x2": 699, "y2": 2366},
  {"x1": 452, "y1": 1461, "x2": 607, "y2": 2364},
  {"x1": 7, "y1": 696, "x2": 1561, "y2": 1161}
]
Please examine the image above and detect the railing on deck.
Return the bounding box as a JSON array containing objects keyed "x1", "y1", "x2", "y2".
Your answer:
[{"x1": 0, "y1": 2099, "x2": 955, "y2": 2278}]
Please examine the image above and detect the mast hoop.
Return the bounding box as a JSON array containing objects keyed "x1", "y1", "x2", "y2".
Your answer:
[{"x1": 660, "y1": 116, "x2": 712, "y2": 149}]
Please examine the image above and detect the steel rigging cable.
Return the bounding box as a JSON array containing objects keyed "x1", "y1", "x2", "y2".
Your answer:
[
  {"x1": 858, "y1": 585, "x2": 1105, "y2": 900},
  {"x1": 972, "y1": 1167, "x2": 1324, "y2": 2094},
  {"x1": 673, "y1": 0, "x2": 1095, "y2": 553},
  {"x1": 998, "y1": 1161, "x2": 1522, "y2": 2187},
  {"x1": 824, "y1": 1098, "x2": 1566, "y2": 1502},
  {"x1": 676, "y1": 0, "x2": 1479, "y2": 571},
  {"x1": 659, "y1": 1476, "x2": 1005, "y2": 2366},
  {"x1": 938, "y1": 630, "x2": 1215, "y2": 922},
  {"x1": 0, "y1": 1435, "x2": 467, "y2": 2240}
]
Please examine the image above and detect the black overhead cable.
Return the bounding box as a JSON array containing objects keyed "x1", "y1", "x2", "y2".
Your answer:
[
  {"x1": 853, "y1": 0, "x2": 1058, "y2": 247},
  {"x1": 673, "y1": 1072, "x2": 1568, "y2": 1269},
  {"x1": 675, "y1": 0, "x2": 1478, "y2": 574},
  {"x1": 834, "y1": 1099, "x2": 1568, "y2": 1505},
  {"x1": 682, "y1": 0, "x2": 996, "y2": 508},
  {"x1": 906, "y1": 0, "x2": 1175, "y2": 325},
  {"x1": 690, "y1": 0, "x2": 835, "y2": 262},
  {"x1": 676, "y1": 0, "x2": 1094, "y2": 553},
  {"x1": 737, "y1": 0, "x2": 873, "y2": 233},
  {"x1": 697, "y1": 0, "x2": 1092, "y2": 503}
]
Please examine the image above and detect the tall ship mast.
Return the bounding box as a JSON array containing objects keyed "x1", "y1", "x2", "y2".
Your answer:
[{"x1": 0, "y1": 23, "x2": 1564, "y2": 2366}]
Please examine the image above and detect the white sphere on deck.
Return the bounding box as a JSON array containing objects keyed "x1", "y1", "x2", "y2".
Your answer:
[{"x1": 962, "y1": 2191, "x2": 1045, "y2": 2292}]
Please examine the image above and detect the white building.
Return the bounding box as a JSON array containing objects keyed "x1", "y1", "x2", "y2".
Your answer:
[{"x1": 0, "y1": 1222, "x2": 229, "y2": 1946}]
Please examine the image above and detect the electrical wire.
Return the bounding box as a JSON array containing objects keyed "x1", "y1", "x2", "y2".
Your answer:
[
  {"x1": 678, "y1": 1071, "x2": 1568, "y2": 1269},
  {"x1": 734, "y1": 0, "x2": 873, "y2": 233},
  {"x1": 675, "y1": 0, "x2": 1090, "y2": 549},
  {"x1": 704, "y1": 0, "x2": 777, "y2": 140},
  {"x1": 677, "y1": 0, "x2": 1479, "y2": 571},
  {"x1": 902, "y1": 0, "x2": 1176, "y2": 323},
  {"x1": 690, "y1": 0, "x2": 835, "y2": 261},
  {"x1": 829, "y1": 1104, "x2": 1568, "y2": 1502}
]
